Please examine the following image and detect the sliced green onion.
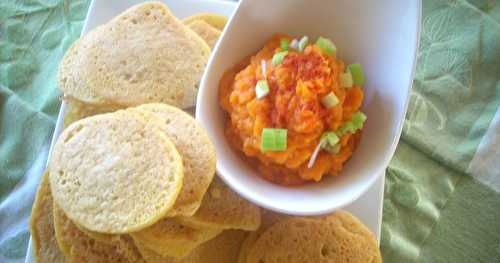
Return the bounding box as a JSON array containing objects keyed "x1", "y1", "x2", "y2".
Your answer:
[
  {"x1": 337, "y1": 111, "x2": 367, "y2": 135},
  {"x1": 315, "y1": 37, "x2": 336, "y2": 55},
  {"x1": 351, "y1": 111, "x2": 367, "y2": 130},
  {"x1": 337, "y1": 121, "x2": 355, "y2": 135},
  {"x1": 321, "y1": 131, "x2": 339, "y2": 146},
  {"x1": 348, "y1": 63, "x2": 365, "y2": 85},
  {"x1": 289, "y1": 39, "x2": 299, "y2": 50},
  {"x1": 280, "y1": 38, "x2": 289, "y2": 51},
  {"x1": 261, "y1": 128, "x2": 287, "y2": 151},
  {"x1": 272, "y1": 51, "x2": 288, "y2": 66},
  {"x1": 308, "y1": 131, "x2": 340, "y2": 167},
  {"x1": 340, "y1": 71, "x2": 353, "y2": 88},
  {"x1": 255, "y1": 80, "x2": 269, "y2": 99},
  {"x1": 321, "y1": 92, "x2": 339, "y2": 108},
  {"x1": 323, "y1": 143, "x2": 341, "y2": 154},
  {"x1": 298, "y1": 36, "x2": 309, "y2": 52},
  {"x1": 274, "y1": 129, "x2": 287, "y2": 150},
  {"x1": 261, "y1": 128, "x2": 275, "y2": 151}
]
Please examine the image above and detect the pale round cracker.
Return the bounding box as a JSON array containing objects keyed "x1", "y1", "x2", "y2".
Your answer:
[
  {"x1": 77, "y1": 2, "x2": 210, "y2": 108},
  {"x1": 53, "y1": 203, "x2": 138, "y2": 263},
  {"x1": 135, "y1": 230, "x2": 247, "y2": 263},
  {"x1": 74, "y1": 222, "x2": 121, "y2": 245},
  {"x1": 49, "y1": 110, "x2": 184, "y2": 233},
  {"x1": 237, "y1": 210, "x2": 288, "y2": 263},
  {"x1": 177, "y1": 177, "x2": 261, "y2": 231},
  {"x1": 246, "y1": 210, "x2": 382, "y2": 263},
  {"x1": 29, "y1": 171, "x2": 66, "y2": 263},
  {"x1": 182, "y1": 12, "x2": 228, "y2": 31},
  {"x1": 75, "y1": 223, "x2": 143, "y2": 263},
  {"x1": 186, "y1": 20, "x2": 221, "y2": 49},
  {"x1": 63, "y1": 97, "x2": 122, "y2": 128},
  {"x1": 185, "y1": 229, "x2": 248, "y2": 263},
  {"x1": 134, "y1": 240, "x2": 176, "y2": 263},
  {"x1": 58, "y1": 39, "x2": 104, "y2": 104},
  {"x1": 130, "y1": 103, "x2": 216, "y2": 217},
  {"x1": 130, "y1": 218, "x2": 221, "y2": 258}
]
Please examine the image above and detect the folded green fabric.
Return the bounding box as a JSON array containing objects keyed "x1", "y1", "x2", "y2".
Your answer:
[
  {"x1": 0, "y1": 0, "x2": 88, "y2": 202},
  {"x1": 382, "y1": 142, "x2": 500, "y2": 262},
  {"x1": 381, "y1": 0, "x2": 500, "y2": 262},
  {"x1": 0, "y1": 0, "x2": 499, "y2": 262},
  {"x1": 0, "y1": 1, "x2": 89, "y2": 262}
]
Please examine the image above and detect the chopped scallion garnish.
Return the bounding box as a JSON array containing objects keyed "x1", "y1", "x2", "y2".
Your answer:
[
  {"x1": 261, "y1": 128, "x2": 287, "y2": 151},
  {"x1": 338, "y1": 121, "x2": 355, "y2": 135},
  {"x1": 272, "y1": 51, "x2": 288, "y2": 66},
  {"x1": 321, "y1": 131, "x2": 339, "y2": 146},
  {"x1": 255, "y1": 80, "x2": 270, "y2": 99},
  {"x1": 323, "y1": 143, "x2": 340, "y2": 154},
  {"x1": 315, "y1": 37, "x2": 336, "y2": 55},
  {"x1": 351, "y1": 111, "x2": 367, "y2": 130},
  {"x1": 298, "y1": 36, "x2": 309, "y2": 52},
  {"x1": 348, "y1": 63, "x2": 365, "y2": 85},
  {"x1": 337, "y1": 111, "x2": 367, "y2": 135},
  {"x1": 308, "y1": 131, "x2": 340, "y2": 168},
  {"x1": 340, "y1": 71, "x2": 353, "y2": 88},
  {"x1": 321, "y1": 92, "x2": 339, "y2": 108},
  {"x1": 280, "y1": 38, "x2": 289, "y2": 51}
]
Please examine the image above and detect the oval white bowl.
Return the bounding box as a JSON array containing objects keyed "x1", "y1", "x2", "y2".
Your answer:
[{"x1": 197, "y1": 0, "x2": 421, "y2": 215}]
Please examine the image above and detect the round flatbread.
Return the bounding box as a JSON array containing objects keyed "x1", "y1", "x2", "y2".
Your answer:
[
  {"x1": 73, "y1": 222, "x2": 120, "y2": 245},
  {"x1": 130, "y1": 218, "x2": 221, "y2": 258},
  {"x1": 53, "y1": 203, "x2": 138, "y2": 263},
  {"x1": 130, "y1": 103, "x2": 216, "y2": 217},
  {"x1": 186, "y1": 229, "x2": 248, "y2": 263},
  {"x1": 245, "y1": 210, "x2": 382, "y2": 263},
  {"x1": 58, "y1": 39, "x2": 104, "y2": 105},
  {"x1": 182, "y1": 12, "x2": 228, "y2": 31},
  {"x1": 134, "y1": 240, "x2": 174, "y2": 263},
  {"x1": 72, "y1": 225, "x2": 143, "y2": 263},
  {"x1": 186, "y1": 20, "x2": 221, "y2": 49},
  {"x1": 73, "y1": 2, "x2": 210, "y2": 108},
  {"x1": 135, "y1": 230, "x2": 247, "y2": 263},
  {"x1": 63, "y1": 97, "x2": 122, "y2": 128},
  {"x1": 29, "y1": 171, "x2": 66, "y2": 263},
  {"x1": 177, "y1": 177, "x2": 261, "y2": 231},
  {"x1": 49, "y1": 110, "x2": 183, "y2": 233},
  {"x1": 237, "y1": 210, "x2": 288, "y2": 263}
]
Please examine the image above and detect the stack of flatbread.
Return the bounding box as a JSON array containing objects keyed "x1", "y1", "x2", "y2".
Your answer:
[
  {"x1": 31, "y1": 103, "x2": 260, "y2": 263},
  {"x1": 58, "y1": 2, "x2": 225, "y2": 126}
]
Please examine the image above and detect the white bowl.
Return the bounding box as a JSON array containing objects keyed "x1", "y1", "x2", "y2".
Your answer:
[{"x1": 197, "y1": 0, "x2": 421, "y2": 215}]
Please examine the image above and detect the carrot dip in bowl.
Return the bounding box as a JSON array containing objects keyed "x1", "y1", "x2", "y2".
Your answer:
[{"x1": 219, "y1": 34, "x2": 367, "y2": 186}]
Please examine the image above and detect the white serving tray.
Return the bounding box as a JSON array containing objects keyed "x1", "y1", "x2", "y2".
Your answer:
[{"x1": 25, "y1": 1, "x2": 384, "y2": 262}]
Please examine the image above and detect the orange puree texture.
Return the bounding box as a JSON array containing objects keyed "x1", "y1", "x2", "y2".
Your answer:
[{"x1": 219, "y1": 34, "x2": 364, "y2": 185}]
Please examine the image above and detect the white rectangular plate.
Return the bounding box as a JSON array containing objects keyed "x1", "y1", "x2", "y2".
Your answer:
[{"x1": 25, "y1": 0, "x2": 384, "y2": 262}]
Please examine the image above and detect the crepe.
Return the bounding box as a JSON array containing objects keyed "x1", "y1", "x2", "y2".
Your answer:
[
  {"x1": 130, "y1": 103, "x2": 216, "y2": 217},
  {"x1": 49, "y1": 110, "x2": 183, "y2": 233},
  {"x1": 178, "y1": 177, "x2": 261, "y2": 231},
  {"x1": 58, "y1": 2, "x2": 210, "y2": 109},
  {"x1": 245, "y1": 210, "x2": 382, "y2": 263},
  {"x1": 29, "y1": 171, "x2": 67, "y2": 263},
  {"x1": 186, "y1": 20, "x2": 221, "y2": 49}
]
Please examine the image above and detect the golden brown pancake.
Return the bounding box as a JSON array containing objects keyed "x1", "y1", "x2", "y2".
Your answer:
[{"x1": 29, "y1": 171, "x2": 66, "y2": 263}]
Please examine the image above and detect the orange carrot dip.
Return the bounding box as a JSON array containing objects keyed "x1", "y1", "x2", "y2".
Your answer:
[{"x1": 219, "y1": 34, "x2": 365, "y2": 185}]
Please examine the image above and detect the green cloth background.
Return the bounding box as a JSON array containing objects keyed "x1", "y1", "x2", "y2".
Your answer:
[{"x1": 0, "y1": 0, "x2": 499, "y2": 262}]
